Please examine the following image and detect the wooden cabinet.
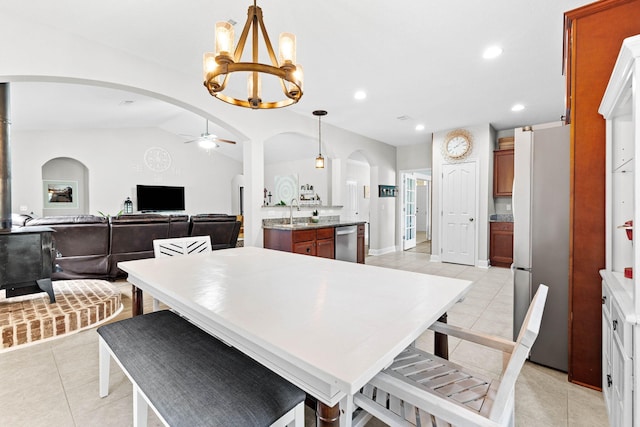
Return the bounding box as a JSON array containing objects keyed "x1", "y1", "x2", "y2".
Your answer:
[
  {"x1": 316, "y1": 227, "x2": 335, "y2": 259},
  {"x1": 489, "y1": 222, "x2": 513, "y2": 268},
  {"x1": 357, "y1": 224, "x2": 365, "y2": 264},
  {"x1": 264, "y1": 227, "x2": 333, "y2": 259},
  {"x1": 264, "y1": 224, "x2": 366, "y2": 263},
  {"x1": 599, "y1": 34, "x2": 640, "y2": 426},
  {"x1": 564, "y1": 0, "x2": 640, "y2": 389},
  {"x1": 493, "y1": 149, "x2": 514, "y2": 197}
]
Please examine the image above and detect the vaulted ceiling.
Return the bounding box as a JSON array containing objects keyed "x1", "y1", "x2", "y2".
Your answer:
[{"x1": 4, "y1": 0, "x2": 593, "y2": 159}]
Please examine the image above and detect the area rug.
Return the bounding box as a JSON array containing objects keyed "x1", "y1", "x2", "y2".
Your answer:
[{"x1": 0, "y1": 279, "x2": 122, "y2": 352}]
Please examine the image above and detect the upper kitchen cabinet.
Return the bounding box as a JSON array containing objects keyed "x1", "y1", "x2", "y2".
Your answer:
[
  {"x1": 564, "y1": 0, "x2": 640, "y2": 390},
  {"x1": 493, "y1": 149, "x2": 514, "y2": 197},
  {"x1": 598, "y1": 34, "x2": 640, "y2": 427}
]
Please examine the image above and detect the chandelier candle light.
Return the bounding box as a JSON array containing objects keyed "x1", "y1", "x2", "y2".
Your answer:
[
  {"x1": 314, "y1": 110, "x2": 327, "y2": 169},
  {"x1": 203, "y1": 0, "x2": 303, "y2": 109}
]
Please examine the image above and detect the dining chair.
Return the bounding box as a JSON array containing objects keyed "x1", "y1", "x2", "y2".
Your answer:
[
  {"x1": 151, "y1": 236, "x2": 212, "y2": 310},
  {"x1": 353, "y1": 285, "x2": 548, "y2": 427}
]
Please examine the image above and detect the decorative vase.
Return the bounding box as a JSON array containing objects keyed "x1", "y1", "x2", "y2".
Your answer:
[{"x1": 311, "y1": 216, "x2": 319, "y2": 223}]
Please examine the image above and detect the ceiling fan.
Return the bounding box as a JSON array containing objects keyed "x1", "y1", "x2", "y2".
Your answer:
[{"x1": 182, "y1": 120, "x2": 237, "y2": 148}]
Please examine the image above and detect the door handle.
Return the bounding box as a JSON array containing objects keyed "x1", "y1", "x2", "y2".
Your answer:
[{"x1": 469, "y1": 218, "x2": 474, "y2": 222}]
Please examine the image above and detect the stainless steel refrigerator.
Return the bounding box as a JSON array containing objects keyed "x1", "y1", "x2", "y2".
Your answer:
[{"x1": 512, "y1": 123, "x2": 569, "y2": 372}]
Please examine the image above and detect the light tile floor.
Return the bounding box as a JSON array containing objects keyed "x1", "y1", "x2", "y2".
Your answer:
[{"x1": 0, "y1": 248, "x2": 608, "y2": 426}]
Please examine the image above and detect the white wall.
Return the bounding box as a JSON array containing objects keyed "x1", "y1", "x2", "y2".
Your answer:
[
  {"x1": 11, "y1": 128, "x2": 242, "y2": 216},
  {"x1": 397, "y1": 140, "x2": 432, "y2": 171},
  {"x1": 432, "y1": 124, "x2": 493, "y2": 267}
]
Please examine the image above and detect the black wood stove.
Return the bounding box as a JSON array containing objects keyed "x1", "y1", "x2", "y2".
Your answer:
[{"x1": 0, "y1": 226, "x2": 56, "y2": 303}]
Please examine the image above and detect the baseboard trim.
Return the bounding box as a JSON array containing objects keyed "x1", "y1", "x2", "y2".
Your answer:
[
  {"x1": 368, "y1": 246, "x2": 398, "y2": 256},
  {"x1": 477, "y1": 259, "x2": 490, "y2": 269}
]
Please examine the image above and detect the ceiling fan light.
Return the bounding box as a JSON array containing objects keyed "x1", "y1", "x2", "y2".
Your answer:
[{"x1": 199, "y1": 139, "x2": 219, "y2": 150}]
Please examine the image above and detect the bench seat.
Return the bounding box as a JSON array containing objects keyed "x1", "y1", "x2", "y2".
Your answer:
[{"x1": 97, "y1": 310, "x2": 305, "y2": 427}]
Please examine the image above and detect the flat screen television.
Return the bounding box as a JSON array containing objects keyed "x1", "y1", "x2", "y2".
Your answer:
[{"x1": 136, "y1": 185, "x2": 185, "y2": 212}]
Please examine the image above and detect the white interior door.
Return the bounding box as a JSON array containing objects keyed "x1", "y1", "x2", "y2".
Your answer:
[
  {"x1": 403, "y1": 174, "x2": 416, "y2": 250},
  {"x1": 441, "y1": 162, "x2": 476, "y2": 265},
  {"x1": 345, "y1": 180, "x2": 358, "y2": 221}
]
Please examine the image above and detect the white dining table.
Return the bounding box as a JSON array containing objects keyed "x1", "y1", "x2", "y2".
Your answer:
[{"x1": 118, "y1": 246, "x2": 472, "y2": 427}]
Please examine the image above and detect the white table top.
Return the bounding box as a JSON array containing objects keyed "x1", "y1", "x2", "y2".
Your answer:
[{"x1": 119, "y1": 246, "x2": 471, "y2": 407}]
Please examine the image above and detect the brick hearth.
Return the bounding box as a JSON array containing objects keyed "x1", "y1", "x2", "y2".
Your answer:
[{"x1": 0, "y1": 279, "x2": 121, "y2": 350}]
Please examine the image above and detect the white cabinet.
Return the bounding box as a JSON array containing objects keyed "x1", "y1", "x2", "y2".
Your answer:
[{"x1": 599, "y1": 35, "x2": 640, "y2": 427}]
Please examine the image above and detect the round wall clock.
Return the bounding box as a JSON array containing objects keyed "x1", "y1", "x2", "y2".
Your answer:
[
  {"x1": 442, "y1": 129, "x2": 473, "y2": 160},
  {"x1": 144, "y1": 147, "x2": 172, "y2": 172}
]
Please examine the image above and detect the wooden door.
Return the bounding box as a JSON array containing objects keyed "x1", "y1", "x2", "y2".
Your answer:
[{"x1": 441, "y1": 162, "x2": 476, "y2": 265}]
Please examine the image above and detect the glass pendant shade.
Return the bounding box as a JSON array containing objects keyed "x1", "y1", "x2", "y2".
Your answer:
[
  {"x1": 315, "y1": 154, "x2": 325, "y2": 169},
  {"x1": 278, "y1": 33, "x2": 296, "y2": 66},
  {"x1": 215, "y1": 22, "x2": 234, "y2": 58},
  {"x1": 203, "y1": 52, "x2": 220, "y2": 86}
]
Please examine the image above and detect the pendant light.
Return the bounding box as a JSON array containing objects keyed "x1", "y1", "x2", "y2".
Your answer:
[
  {"x1": 313, "y1": 110, "x2": 327, "y2": 168},
  {"x1": 202, "y1": 0, "x2": 303, "y2": 109}
]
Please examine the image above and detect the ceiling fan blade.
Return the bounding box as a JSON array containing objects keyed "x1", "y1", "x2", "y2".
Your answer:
[
  {"x1": 214, "y1": 137, "x2": 237, "y2": 145},
  {"x1": 183, "y1": 139, "x2": 200, "y2": 144}
]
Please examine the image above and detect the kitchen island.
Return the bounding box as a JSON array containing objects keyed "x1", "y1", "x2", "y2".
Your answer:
[{"x1": 263, "y1": 220, "x2": 366, "y2": 263}]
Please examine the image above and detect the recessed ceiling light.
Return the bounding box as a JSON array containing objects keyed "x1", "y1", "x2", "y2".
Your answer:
[
  {"x1": 483, "y1": 46, "x2": 503, "y2": 59},
  {"x1": 354, "y1": 90, "x2": 367, "y2": 100},
  {"x1": 511, "y1": 104, "x2": 525, "y2": 112},
  {"x1": 415, "y1": 124, "x2": 425, "y2": 131}
]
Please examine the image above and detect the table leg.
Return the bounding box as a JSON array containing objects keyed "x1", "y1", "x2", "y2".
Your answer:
[
  {"x1": 434, "y1": 312, "x2": 448, "y2": 359},
  {"x1": 132, "y1": 285, "x2": 144, "y2": 316},
  {"x1": 317, "y1": 401, "x2": 340, "y2": 427}
]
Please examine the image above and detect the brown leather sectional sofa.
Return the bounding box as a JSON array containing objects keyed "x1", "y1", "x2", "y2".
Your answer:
[{"x1": 17, "y1": 213, "x2": 240, "y2": 280}]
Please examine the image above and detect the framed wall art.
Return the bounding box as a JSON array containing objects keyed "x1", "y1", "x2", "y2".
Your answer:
[
  {"x1": 378, "y1": 185, "x2": 398, "y2": 198},
  {"x1": 43, "y1": 180, "x2": 79, "y2": 209}
]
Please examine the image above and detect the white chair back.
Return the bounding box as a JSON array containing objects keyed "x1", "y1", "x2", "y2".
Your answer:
[
  {"x1": 153, "y1": 236, "x2": 212, "y2": 258},
  {"x1": 489, "y1": 284, "x2": 548, "y2": 422}
]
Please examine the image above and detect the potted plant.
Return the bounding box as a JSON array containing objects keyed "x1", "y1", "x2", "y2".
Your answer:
[{"x1": 311, "y1": 209, "x2": 319, "y2": 223}]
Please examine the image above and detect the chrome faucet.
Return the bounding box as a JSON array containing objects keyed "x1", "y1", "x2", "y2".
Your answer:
[{"x1": 289, "y1": 198, "x2": 300, "y2": 224}]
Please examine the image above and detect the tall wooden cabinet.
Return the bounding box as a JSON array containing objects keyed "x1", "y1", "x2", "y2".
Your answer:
[
  {"x1": 599, "y1": 34, "x2": 640, "y2": 427},
  {"x1": 564, "y1": 0, "x2": 640, "y2": 389},
  {"x1": 493, "y1": 149, "x2": 514, "y2": 197}
]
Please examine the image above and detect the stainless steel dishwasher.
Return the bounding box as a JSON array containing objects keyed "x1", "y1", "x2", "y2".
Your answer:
[{"x1": 335, "y1": 225, "x2": 357, "y2": 262}]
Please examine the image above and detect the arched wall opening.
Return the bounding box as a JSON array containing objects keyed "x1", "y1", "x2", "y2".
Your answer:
[{"x1": 42, "y1": 157, "x2": 89, "y2": 216}]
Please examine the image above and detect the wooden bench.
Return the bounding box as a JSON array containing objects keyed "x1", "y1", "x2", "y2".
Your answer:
[{"x1": 97, "y1": 310, "x2": 305, "y2": 427}]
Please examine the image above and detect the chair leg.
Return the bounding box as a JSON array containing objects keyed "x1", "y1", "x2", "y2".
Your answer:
[
  {"x1": 98, "y1": 337, "x2": 110, "y2": 398},
  {"x1": 133, "y1": 385, "x2": 148, "y2": 427}
]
